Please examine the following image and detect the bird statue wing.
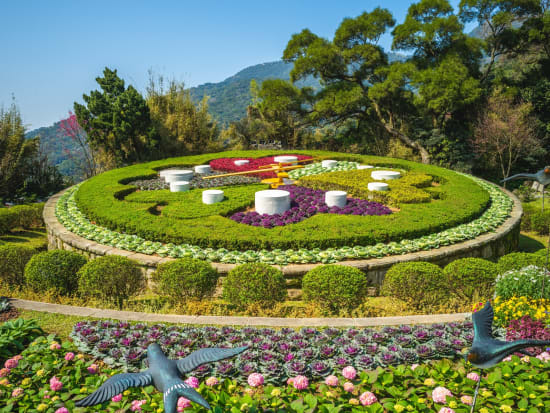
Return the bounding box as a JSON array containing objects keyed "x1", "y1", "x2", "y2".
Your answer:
[
  {"x1": 501, "y1": 173, "x2": 536, "y2": 183},
  {"x1": 75, "y1": 371, "x2": 153, "y2": 406},
  {"x1": 176, "y1": 346, "x2": 248, "y2": 375},
  {"x1": 472, "y1": 301, "x2": 496, "y2": 344}
]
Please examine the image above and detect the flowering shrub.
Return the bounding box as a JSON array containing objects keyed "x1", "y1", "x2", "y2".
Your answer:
[
  {"x1": 495, "y1": 265, "x2": 550, "y2": 300},
  {"x1": 491, "y1": 296, "x2": 550, "y2": 326},
  {"x1": 70, "y1": 320, "x2": 476, "y2": 384},
  {"x1": 1, "y1": 333, "x2": 549, "y2": 412},
  {"x1": 209, "y1": 155, "x2": 313, "y2": 178},
  {"x1": 230, "y1": 185, "x2": 391, "y2": 228},
  {"x1": 506, "y1": 316, "x2": 550, "y2": 355}
]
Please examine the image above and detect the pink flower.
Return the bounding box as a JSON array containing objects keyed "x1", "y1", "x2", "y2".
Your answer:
[
  {"x1": 432, "y1": 386, "x2": 453, "y2": 404},
  {"x1": 292, "y1": 375, "x2": 309, "y2": 390},
  {"x1": 324, "y1": 375, "x2": 338, "y2": 387},
  {"x1": 11, "y1": 387, "x2": 23, "y2": 398},
  {"x1": 4, "y1": 358, "x2": 18, "y2": 369},
  {"x1": 205, "y1": 376, "x2": 219, "y2": 386},
  {"x1": 466, "y1": 372, "x2": 480, "y2": 382},
  {"x1": 247, "y1": 373, "x2": 264, "y2": 387},
  {"x1": 0, "y1": 368, "x2": 10, "y2": 377},
  {"x1": 460, "y1": 395, "x2": 473, "y2": 405},
  {"x1": 359, "y1": 391, "x2": 378, "y2": 406},
  {"x1": 50, "y1": 342, "x2": 61, "y2": 350},
  {"x1": 343, "y1": 382, "x2": 355, "y2": 393},
  {"x1": 64, "y1": 352, "x2": 75, "y2": 361},
  {"x1": 111, "y1": 393, "x2": 123, "y2": 402},
  {"x1": 13, "y1": 355, "x2": 22, "y2": 361},
  {"x1": 131, "y1": 399, "x2": 147, "y2": 411},
  {"x1": 49, "y1": 376, "x2": 63, "y2": 392},
  {"x1": 342, "y1": 366, "x2": 357, "y2": 380},
  {"x1": 286, "y1": 377, "x2": 295, "y2": 386},
  {"x1": 184, "y1": 376, "x2": 199, "y2": 388},
  {"x1": 177, "y1": 397, "x2": 191, "y2": 412},
  {"x1": 55, "y1": 408, "x2": 69, "y2": 413},
  {"x1": 87, "y1": 364, "x2": 98, "y2": 374},
  {"x1": 411, "y1": 363, "x2": 419, "y2": 371},
  {"x1": 438, "y1": 408, "x2": 455, "y2": 413},
  {"x1": 502, "y1": 355, "x2": 512, "y2": 362},
  {"x1": 537, "y1": 351, "x2": 550, "y2": 362}
]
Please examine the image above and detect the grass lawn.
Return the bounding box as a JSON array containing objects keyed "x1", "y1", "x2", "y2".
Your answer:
[
  {"x1": 519, "y1": 231, "x2": 548, "y2": 253},
  {"x1": 0, "y1": 228, "x2": 48, "y2": 250}
]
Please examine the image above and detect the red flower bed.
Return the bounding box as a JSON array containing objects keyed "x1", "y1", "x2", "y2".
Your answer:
[{"x1": 209, "y1": 155, "x2": 313, "y2": 178}]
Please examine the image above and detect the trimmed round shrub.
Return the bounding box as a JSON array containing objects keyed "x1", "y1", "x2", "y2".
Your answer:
[
  {"x1": 0, "y1": 245, "x2": 37, "y2": 286},
  {"x1": 24, "y1": 250, "x2": 87, "y2": 295},
  {"x1": 497, "y1": 252, "x2": 546, "y2": 273},
  {"x1": 380, "y1": 262, "x2": 446, "y2": 309},
  {"x1": 530, "y1": 211, "x2": 550, "y2": 235},
  {"x1": 302, "y1": 265, "x2": 368, "y2": 312},
  {"x1": 495, "y1": 265, "x2": 550, "y2": 300},
  {"x1": 78, "y1": 255, "x2": 144, "y2": 308},
  {"x1": 443, "y1": 258, "x2": 498, "y2": 301},
  {"x1": 152, "y1": 258, "x2": 219, "y2": 301},
  {"x1": 222, "y1": 263, "x2": 286, "y2": 308},
  {"x1": 0, "y1": 208, "x2": 18, "y2": 234},
  {"x1": 534, "y1": 248, "x2": 549, "y2": 257}
]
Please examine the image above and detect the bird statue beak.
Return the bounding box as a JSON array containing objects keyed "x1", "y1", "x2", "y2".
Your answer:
[{"x1": 545, "y1": 167, "x2": 550, "y2": 174}]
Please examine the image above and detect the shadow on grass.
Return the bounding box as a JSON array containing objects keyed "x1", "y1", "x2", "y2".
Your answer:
[{"x1": 519, "y1": 233, "x2": 546, "y2": 253}]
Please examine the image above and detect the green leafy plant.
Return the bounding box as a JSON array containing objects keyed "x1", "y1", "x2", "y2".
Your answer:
[
  {"x1": 0, "y1": 297, "x2": 12, "y2": 313},
  {"x1": 77, "y1": 255, "x2": 145, "y2": 308},
  {"x1": 24, "y1": 250, "x2": 87, "y2": 295},
  {"x1": 0, "y1": 318, "x2": 43, "y2": 360},
  {"x1": 222, "y1": 262, "x2": 287, "y2": 308},
  {"x1": 495, "y1": 265, "x2": 550, "y2": 300},
  {"x1": 443, "y1": 258, "x2": 498, "y2": 301},
  {"x1": 152, "y1": 258, "x2": 219, "y2": 301},
  {"x1": 0, "y1": 244, "x2": 37, "y2": 286},
  {"x1": 381, "y1": 262, "x2": 447, "y2": 309},
  {"x1": 497, "y1": 252, "x2": 546, "y2": 273},
  {"x1": 302, "y1": 265, "x2": 368, "y2": 312}
]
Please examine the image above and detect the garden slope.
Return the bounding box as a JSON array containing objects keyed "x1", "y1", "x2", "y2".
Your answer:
[{"x1": 75, "y1": 151, "x2": 490, "y2": 250}]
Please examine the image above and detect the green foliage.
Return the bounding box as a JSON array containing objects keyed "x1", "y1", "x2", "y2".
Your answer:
[
  {"x1": 497, "y1": 252, "x2": 547, "y2": 273},
  {"x1": 222, "y1": 263, "x2": 286, "y2": 308},
  {"x1": 0, "y1": 318, "x2": 43, "y2": 361},
  {"x1": 146, "y1": 74, "x2": 220, "y2": 156},
  {"x1": 74, "y1": 67, "x2": 158, "y2": 166},
  {"x1": 442, "y1": 257, "x2": 498, "y2": 301},
  {"x1": 302, "y1": 265, "x2": 368, "y2": 312},
  {"x1": 0, "y1": 208, "x2": 18, "y2": 234},
  {"x1": 495, "y1": 265, "x2": 550, "y2": 300},
  {"x1": 74, "y1": 150, "x2": 490, "y2": 251},
  {"x1": 24, "y1": 250, "x2": 87, "y2": 295},
  {"x1": 0, "y1": 244, "x2": 37, "y2": 286},
  {"x1": 530, "y1": 210, "x2": 550, "y2": 235},
  {"x1": 381, "y1": 262, "x2": 447, "y2": 309},
  {"x1": 152, "y1": 258, "x2": 219, "y2": 301},
  {"x1": 77, "y1": 255, "x2": 144, "y2": 308},
  {"x1": 0, "y1": 102, "x2": 39, "y2": 200}
]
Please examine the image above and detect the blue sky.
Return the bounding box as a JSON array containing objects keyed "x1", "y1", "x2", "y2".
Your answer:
[{"x1": 0, "y1": 0, "x2": 468, "y2": 129}]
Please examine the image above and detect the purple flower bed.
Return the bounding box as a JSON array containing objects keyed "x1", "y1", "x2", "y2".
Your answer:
[
  {"x1": 71, "y1": 321, "x2": 474, "y2": 385},
  {"x1": 230, "y1": 185, "x2": 392, "y2": 228}
]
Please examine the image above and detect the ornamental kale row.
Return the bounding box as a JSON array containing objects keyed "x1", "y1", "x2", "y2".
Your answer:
[
  {"x1": 70, "y1": 321, "x2": 476, "y2": 385},
  {"x1": 230, "y1": 185, "x2": 391, "y2": 229}
]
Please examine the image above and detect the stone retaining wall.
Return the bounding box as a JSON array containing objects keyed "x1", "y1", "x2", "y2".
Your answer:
[{"x1": 44, "y1": 185, "x2": 523, "y2": 299}]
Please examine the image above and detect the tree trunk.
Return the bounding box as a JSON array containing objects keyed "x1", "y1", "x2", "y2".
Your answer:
[{"x1": 383, "y1": 123, "x2": 431, "y2": 164}]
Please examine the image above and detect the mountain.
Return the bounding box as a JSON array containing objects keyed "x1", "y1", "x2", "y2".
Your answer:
[{"x1": 189, "y1": 55, "x2": 407, "y2": 125}]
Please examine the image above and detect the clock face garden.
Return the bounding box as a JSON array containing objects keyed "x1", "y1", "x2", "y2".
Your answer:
[{"x1": 54, "y1": 150, "x2": 513, "y2": 265}]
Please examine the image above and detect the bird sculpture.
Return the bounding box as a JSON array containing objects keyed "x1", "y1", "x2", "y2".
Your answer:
[
  {"x1": 75, "y1": 343, "x2": 247, "y2": 412},
  {"x1": 502, "y1": 166, "x2": 550, "y2": 210},
  {"x1": 464, "y1": 301, "x2": 550, "y2": 412}
]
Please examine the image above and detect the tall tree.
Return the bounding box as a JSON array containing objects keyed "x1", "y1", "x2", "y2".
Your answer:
[
  {"x1": 74, "y1": 68, "x2": 158, "y2": 166},
  {"x1": 58, "y1": 112, "x2": 98, "y2": 178},
  {"x1": 0, "y1": 102, "x2": 38, "y2": 200}
]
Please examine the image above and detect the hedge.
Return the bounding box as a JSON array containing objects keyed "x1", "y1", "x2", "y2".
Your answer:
[
  {"x1": 497, "y1": 252, "x2": 547, "y2": 273},
  {"x1": 442, "y1": 258, "x2": 498, "y2": 301},
  {"x1": 0, "y1": 244, "x2": 37, "y2": 286},
  {"x1": 72, "y1": 150, "x2": 491, "y2": 251},
  {"x1": 0, "y1": 203, "x2": 44, "y2": 235}
]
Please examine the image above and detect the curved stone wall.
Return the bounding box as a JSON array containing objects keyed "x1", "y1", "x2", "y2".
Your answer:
[{"x1": 44, "y1": 184, "x2": 523, "y2": 298}]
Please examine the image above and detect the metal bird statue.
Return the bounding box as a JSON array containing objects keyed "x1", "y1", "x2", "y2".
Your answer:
[
  {"x1": 501, "y1": 166, "x2": 550, "y2": 211},
  {"x1": 75, "y1": 343, "x2": 248, "y2": 412},
  {"x1": 465, "y1": 301, "x2": 550, "y2": 412}
]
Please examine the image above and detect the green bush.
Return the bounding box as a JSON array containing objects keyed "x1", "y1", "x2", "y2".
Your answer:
[
  {"x1": 152, "y1": 258, "x2": 219, "y2": 301},
  {"x1": 24, "y1": 250, "x2": 87, "y2": 295},
  {"x1": 222, "y1": 263, "x2": 286, "y2": 308},
  {"x1": 530, "y1": 211, "x2": 550, "y2": 235},
  {"x1": 11, "y1": 204, "x2": 44, "y2": 228},
  {"x1": 497, "y1": 252, "x2": 546, "y2": 273},
  {"x1": 380, "y1": 262, "x2": 446, "y2": 309},
  {"x1": 0, "y1": 208, "x2": 18, "y2": 234},
  {"x1": 442, "y1": 258, "x2": 498, "y2": 301},
  {"x1": 302, "y1": 265, "x2": 368, "y2": 312},
  {"x1": 0, "y1": 244, "x2": 37, "y2": 286},
  {"x1": 534, "y1": 248, "x2": 548, "y2": 257},
  {"x1": 78, "y1": 255, "x2": 144, "y2": 308},
  {"x1": 495, "y1": 265, "x2": 550, "y2": 300}
]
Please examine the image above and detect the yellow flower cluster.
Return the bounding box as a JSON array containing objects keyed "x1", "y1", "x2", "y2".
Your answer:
[{"x1": 492, "y1": 296, "x2": 550, "y2": 326}]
